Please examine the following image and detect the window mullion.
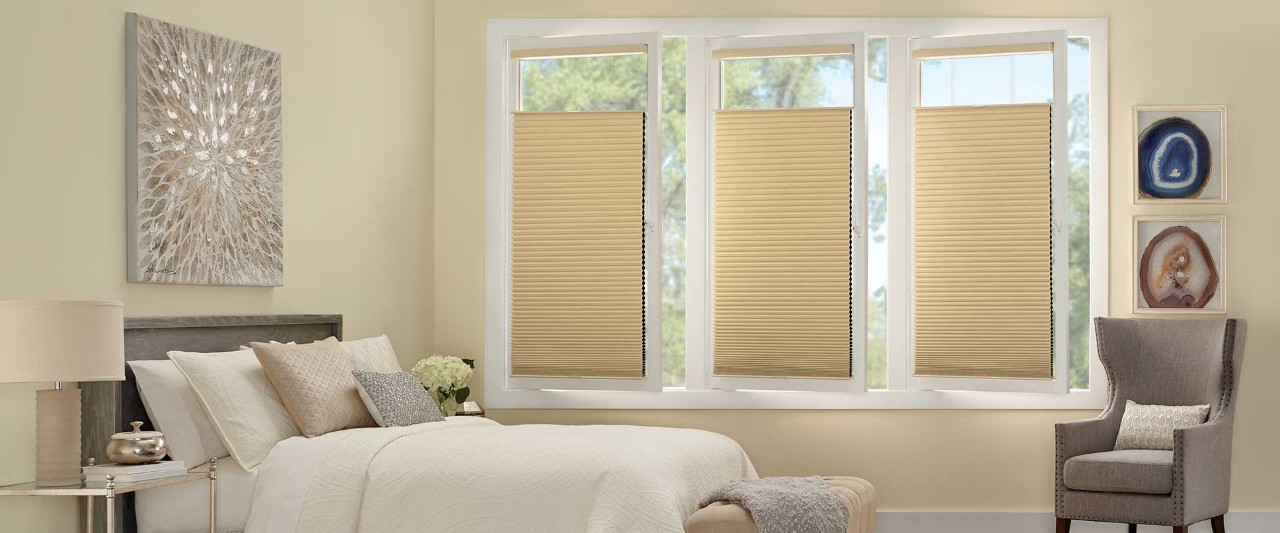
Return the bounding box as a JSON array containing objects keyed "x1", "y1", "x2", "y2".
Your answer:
[
  {"x1": 885, "y1": 36, "x2": 911, "y2": 391},
  {"x1": 683, "y1": 36, "x2": 710, "y2": 391}
]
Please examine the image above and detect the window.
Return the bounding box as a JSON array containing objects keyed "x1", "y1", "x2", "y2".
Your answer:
[
  {"x1": 705, "y1": 34, "x2": 864, "y2": 392},
  {"x1": 908, "y1": 32, "x2": 1068, "y2": 393},
  {"x1": 486, "y1": 19, "x2": 1108, "y2": 409},
  {"x1": 503, "y1": 34, "x2": 662, "y2": 391}
]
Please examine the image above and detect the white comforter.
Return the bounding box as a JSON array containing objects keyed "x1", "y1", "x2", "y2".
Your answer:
[{"x1": 245, "y1": 417, "x2": 756, "y2": 533}]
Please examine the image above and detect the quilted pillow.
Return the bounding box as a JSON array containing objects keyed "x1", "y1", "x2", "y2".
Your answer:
[
  {"x1": 352, "y1": 370, "x2": 445, "y2": 427},
  {"x1": 1114, "y1": 400, "x2": 1210, "y2": 451},
  {"x1": 251, "y1": 338, "x2": 376, "y2": 437}
]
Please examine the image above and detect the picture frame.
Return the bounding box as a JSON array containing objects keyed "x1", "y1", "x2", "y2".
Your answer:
[
  {"x1": 1132, "y1": 105, "x2": 1226, "y2": 204},
  {"x1": 1132, "y1": 215, "x2": 1226, "y2": 314}
]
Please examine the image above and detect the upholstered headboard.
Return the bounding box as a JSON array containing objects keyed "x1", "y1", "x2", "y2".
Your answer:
[{"x1": 80, "y1": 314, "x2": 342, "y2": 533}]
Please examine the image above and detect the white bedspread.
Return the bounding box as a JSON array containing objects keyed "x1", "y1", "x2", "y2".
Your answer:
[{"x1": 245, "y1": 417, "x2": 756, "y2": 533}]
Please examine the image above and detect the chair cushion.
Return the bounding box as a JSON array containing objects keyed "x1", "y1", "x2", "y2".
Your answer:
[{"x1": 1063, "y1": 449, "x2": 1174, "y2": 495}]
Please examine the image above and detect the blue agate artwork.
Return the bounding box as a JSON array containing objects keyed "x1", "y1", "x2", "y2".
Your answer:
[{"x1": 1136, "y1": 117, "x2": 1213, "y2": 199}]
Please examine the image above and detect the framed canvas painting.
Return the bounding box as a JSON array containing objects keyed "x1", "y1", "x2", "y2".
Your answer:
[
  {"x1": 1133, "y1": 105, "x2": 1226, "y2": 204},
  {"x1": 126, "y1": 13, "x2": 284, "y2": 286},
  {"x1": 1133, "y1": 216, "x2": 1225, "y2": 314}
]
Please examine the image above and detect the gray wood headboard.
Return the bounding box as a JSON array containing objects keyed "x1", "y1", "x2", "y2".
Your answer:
[{"x1": 80, "y1": 314, "x2": 342, "y2": 533}]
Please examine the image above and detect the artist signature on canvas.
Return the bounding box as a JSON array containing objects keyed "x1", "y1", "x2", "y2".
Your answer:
[{"x1": 145, "y1": 266, "x2": 178, "y2": 276}]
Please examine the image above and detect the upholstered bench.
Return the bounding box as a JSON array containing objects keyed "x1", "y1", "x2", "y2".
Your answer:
[{"x1": 685, "y1": 476, "x2": 876, "y2": 533}]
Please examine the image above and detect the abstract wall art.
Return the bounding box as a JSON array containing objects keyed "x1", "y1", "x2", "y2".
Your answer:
[
  {"x1": 1133, "y1": 105, "x2": 1226, "y2": 204},
  {"x1": 1134, "y1": 216, "x2": 1225, "y2": 313},
  {"x1": 126, "y1": 13, "x2": 283, "y2": 286}
]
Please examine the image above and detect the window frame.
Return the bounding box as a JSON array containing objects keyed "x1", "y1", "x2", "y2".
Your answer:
[
  {"x1": 500, "y1": 32, "x2": 664, "y2": 392},
  {"x1": 906, "y1": 30, "x2": 1070, "y2": 394},
  {"x1": 484, "y1": 17, "x2": 1110, "y2": 410},
  {"x1": 700, "y1": 32, "x2": 868, "y2": 393}
]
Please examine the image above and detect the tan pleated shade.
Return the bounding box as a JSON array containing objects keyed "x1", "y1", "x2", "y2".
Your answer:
[
  {"x1": 912, "y1": 104, "x2": 1053, "y2": 379},
  {"x1": 511, "y1": 44, "x2": 647, "y2": 60},
  {"x1": 510, "y1": 111, "x2": 646, "y2": 379},
  {"x1": 712, "y1": 45, "x2": 853, "y2": 60},
  {"x1": 912, "y1": 42, "x2": 1053, "y2": 60},
  {"x1": 713, "y1": 108, "x2": 853, "y2": 378}
]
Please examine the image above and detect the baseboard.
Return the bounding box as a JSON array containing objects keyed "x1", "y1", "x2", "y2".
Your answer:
[{"x1": 877, "y1": 512, "x2": 1280, "y2": 533}]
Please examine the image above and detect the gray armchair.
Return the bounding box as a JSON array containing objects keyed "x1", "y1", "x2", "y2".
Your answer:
[{"x1": 1055, "y1": 318, "x2": 1246, "y2": 533}]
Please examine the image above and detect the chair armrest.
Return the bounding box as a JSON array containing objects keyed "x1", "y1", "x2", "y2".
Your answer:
[
  {"x1": 1174, "y1": 419, "x2": 1233, "y2": 521},
  {"x1": 1056, "y1": 416, "x2": 1119, "y2": 464}
]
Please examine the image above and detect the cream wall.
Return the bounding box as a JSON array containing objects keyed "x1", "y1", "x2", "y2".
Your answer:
[
  {"x1": 0, "y1": 0, "x2": 435, "y2": 530},
  {"x1": 435, "y1": 0, "x2": 1280, "y2": 513}
]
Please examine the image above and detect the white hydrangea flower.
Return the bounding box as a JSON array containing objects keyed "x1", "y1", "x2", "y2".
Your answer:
[{"x1": 411, "y1": 355, "x2": 472, "y2": 392}]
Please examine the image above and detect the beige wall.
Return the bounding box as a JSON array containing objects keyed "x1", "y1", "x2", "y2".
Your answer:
[
  {"x1": 435, "y1": 0, "x2": 1280, "y2": 513},
  {"x1": 0, "y1": 0, "x2": 435, "y2": 529}
]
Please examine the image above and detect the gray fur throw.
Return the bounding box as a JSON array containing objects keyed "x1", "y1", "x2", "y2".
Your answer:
[{"x1": 699, "y1": 476, "x2": 849, "y2": 533}]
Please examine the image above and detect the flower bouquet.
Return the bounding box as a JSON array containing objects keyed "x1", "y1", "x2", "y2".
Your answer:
[{"x1": 411, "y1": 355, "x2": 475, "y2": 416}]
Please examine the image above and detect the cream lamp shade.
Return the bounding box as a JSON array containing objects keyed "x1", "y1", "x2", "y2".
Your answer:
[{"x1": 0, "y1": 300, "x2": 125, "y2": 383}]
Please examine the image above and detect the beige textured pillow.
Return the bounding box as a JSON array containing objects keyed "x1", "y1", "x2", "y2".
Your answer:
[
  {"x1": 168, "y1": 349, "x2": 300, "y2": 470},
  {"x1": 343, "y1": 335, "x2": 402, "y2": 373},
  {"x1": 1114, "y1": 400, "x2": 1210, "y2": 451},
  {"x1": 252, "y1": 338, "x2": 375, "y2": 437}
]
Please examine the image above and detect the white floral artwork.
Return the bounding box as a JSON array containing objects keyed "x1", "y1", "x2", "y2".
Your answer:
[{"x1": 126, "y1": 13, "x2": 283, "y2": 286}]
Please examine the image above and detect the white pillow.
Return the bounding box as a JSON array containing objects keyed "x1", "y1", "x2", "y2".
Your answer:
[
  {"x1": 342, "y1": 335, "x2": 402, "y2": 373},
  {"x1": 128, "y1": 360, "x2": 229, "y2": 467},
  {"x1": 1114, "y1": 400, "x2": 1210, "y2": 451},
  {"x1": 169, "y1": 348, "x2": 301, "y2": 470}
]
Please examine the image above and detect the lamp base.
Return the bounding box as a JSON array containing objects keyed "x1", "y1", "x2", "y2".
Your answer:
[{"x1": 36, "y1": 387, "x2": 82, "y2": 486}]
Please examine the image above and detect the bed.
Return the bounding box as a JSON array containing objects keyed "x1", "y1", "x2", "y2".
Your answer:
[{"x1": 81, "y1": 315, "x2": 756, "y2": 533}]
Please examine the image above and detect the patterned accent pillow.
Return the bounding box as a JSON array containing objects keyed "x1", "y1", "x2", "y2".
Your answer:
[
  {"x1": 251, "y1": 338, "x2": 376, "y2": 437},
  {"x1": 1114, "y1": 400, "x2": 1210, "y2": 451},
  {"x1": 352, "y1": 370, "x2": 446, "y2": 427}
]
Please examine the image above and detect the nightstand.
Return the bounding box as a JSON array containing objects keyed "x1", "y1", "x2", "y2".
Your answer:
[{"x1": 0, "y1": 457, "x2": 219, "y2": 533}]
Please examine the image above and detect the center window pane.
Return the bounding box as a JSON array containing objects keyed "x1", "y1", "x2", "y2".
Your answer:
[{"x1": 721, "y1": 55, "x2": 854, "y2": 109}]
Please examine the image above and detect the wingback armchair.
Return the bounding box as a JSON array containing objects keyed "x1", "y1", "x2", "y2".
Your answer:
[{"x1": 1055, "y1": 318, "x2": 1246, "y2": 533}]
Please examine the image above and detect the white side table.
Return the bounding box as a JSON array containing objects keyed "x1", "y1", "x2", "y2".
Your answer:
[{"x1": 0, "y1": 457, "x2": 219, "y2": 533}]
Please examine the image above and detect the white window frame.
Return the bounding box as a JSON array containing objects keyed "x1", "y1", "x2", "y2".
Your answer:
[
  {"x1": 700, "y1": 32, "x2": 867, "y2": 393},
  {"x1": 499, "y1": 32, "x2": 664, "y2": 391},
  {"x1": 906, "y1": 30, "x2": 1070, "y2": 394},
  {"x1": 485, "y1": 18, "x2": 1109, "y2": 410}
]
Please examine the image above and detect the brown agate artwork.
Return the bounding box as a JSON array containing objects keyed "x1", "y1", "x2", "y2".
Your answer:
[
  {"x1": 126, "y1": 14, "x2": 283, "y2": 286},
  {"x1": 1139, "y1": 226, "x2": 1219, "y2": 308}
]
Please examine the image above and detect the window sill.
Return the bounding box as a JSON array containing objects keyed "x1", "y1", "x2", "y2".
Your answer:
[{"x1": 484, "y1": 387, "x2": 1108, "y2": 410}]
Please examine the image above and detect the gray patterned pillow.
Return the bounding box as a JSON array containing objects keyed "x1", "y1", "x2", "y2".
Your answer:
[
  {"x1": 352, "y1": 370, "x2": 445, "y2": 427},
  {"x1": 1113, "y1": 400, "x2": 1210, "y2": 451}
]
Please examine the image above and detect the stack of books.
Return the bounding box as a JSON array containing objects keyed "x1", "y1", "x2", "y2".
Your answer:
[{"x1": 82, "y1": 461, "x2": 187, "y2": 483}]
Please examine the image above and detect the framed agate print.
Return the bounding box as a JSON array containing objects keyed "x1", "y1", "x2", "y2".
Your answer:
[
  {"x1": 1133, "y1": 216, "x2": 1225, "y2": 314},
  {"x1": 1133, "y1": 105, "x2": 1226, "y2": 204}
]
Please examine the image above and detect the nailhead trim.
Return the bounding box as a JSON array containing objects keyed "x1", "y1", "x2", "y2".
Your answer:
[{"x1": 1058, "y1": 319, "x2": 1238, "y2": 527}]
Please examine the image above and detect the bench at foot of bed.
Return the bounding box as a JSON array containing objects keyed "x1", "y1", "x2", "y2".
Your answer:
[{"x1": 684, "y1": 476, "x2": 877, "y2": 533}]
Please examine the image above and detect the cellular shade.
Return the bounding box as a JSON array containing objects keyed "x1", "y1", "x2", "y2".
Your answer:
[
  {"x1": 912, "y1": 42, "x2": 1053, "y2": 60},
  {"x1": 0, "y1": 300, "x2": 125, "y2": 383},
  {"x1": 912, "y1": 104, "x2": 1054, "y2": 379},
  {"x1": 510, "y1": 111, "x2": 646, "y2": 379},
  {"x1": 712, "y1": 45, "x2": 853, "y2": 60},
  {"x1": 511, "y1": 44, "x2": 646, "y2": 60},
  {"x1": 713, "y1": 108, "x2": 853, "y2": 378}
]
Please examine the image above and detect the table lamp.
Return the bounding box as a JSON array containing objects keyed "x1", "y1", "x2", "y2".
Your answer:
[{"x1": 0, "y1": 301, "x2": 124, "y2": 486}]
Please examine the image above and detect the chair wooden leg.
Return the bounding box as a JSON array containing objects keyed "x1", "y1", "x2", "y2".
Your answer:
[
  {"x1": 1172, "y1": 527, "x2": 1187, "y2": 533},
  {"x1": 1211, "y1": 514, "x2": 1226, "y2": 533},
  {"x1": 1055, "y1": 518, "x2": 1071, "y2": 533}
]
